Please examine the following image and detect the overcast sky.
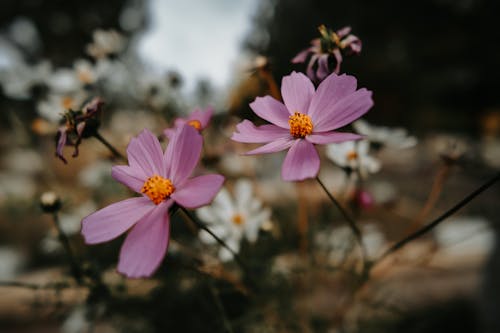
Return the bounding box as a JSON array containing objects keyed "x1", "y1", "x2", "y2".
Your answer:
[{"x1": 137, "y1": 0, "x2": 257, "y2": 93}]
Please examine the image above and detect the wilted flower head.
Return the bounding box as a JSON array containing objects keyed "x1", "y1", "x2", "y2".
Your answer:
[
  {"x1": 196, "y1": 179, "x2": 271, "y2": 262},
  {"x1": 292, "y1": 25, "x2": 362, "y2": 83},
  {"x1": 231, "y1": 71, "x2": 373, "y2": 181},
  {"x1": 353, "y1": 119, "x2": 417, "y2": 150},
  {"x1": 81, "y1": 125, "x2": 224, "y2": 278},
  {"x1": 55, "y1": 97, "x2": 104, "y2": 163},
  {"x1": 326, "y1": 140, "x2": 381, "y2": 178},
  {"x1": 164, "y1": 107, "x2": 214, "y2": 139}
]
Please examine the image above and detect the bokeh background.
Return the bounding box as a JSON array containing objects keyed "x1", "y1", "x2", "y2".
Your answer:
[{"x1": 1, "y1": 0, "x2": 500, "y2": 332}]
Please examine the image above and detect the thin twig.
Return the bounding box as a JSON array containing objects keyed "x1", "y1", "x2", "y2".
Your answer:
[
  {"x1": 93, "y1": 131, "x2": 126, "y2": 161},
  {"x1": 377, "y1": 171, "x2": 500, "y2": 262},
  {"x1": 178, "y1": 207, "x2": 249, "y2": 273},
  {"x1": 52, "y1": 212, "x2": 84, "y2": 285},
  {"x1": 316, "y1": 176, "x2": 368, "y2": 275}
]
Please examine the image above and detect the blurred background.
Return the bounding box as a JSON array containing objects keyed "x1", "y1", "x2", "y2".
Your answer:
[{"x1": 0, "y1": 0, "x2": 499, "y2": 332}]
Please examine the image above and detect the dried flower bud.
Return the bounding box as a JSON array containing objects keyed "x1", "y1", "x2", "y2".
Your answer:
[{"x1": 40, "y1": 191, "x2": 61, "y2": 213}]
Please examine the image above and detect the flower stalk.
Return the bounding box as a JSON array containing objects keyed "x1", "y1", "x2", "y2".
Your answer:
[
  {"x1": 316, "y1": 176, "x2": 368, "y2": 274},
  {"x1": 92, "y1": 131, "x2": 126, "y2": 162}
]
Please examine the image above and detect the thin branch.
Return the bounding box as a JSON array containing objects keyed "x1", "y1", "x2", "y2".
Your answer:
[
  {"x1": 377, "y1": 171, "x2": 500, "y2": 262},
  {"x1": 316, "y1": 176, "x2": 368, "y2": 276},
  {"x1": 93, "y1": 131, "x2": 126, "y2": 161}
]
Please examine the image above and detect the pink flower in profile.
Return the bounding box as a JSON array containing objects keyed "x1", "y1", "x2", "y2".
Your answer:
[
  {"x1": 81, "y1": 125, "x2": 224, "y2": 278},
  {"x1": 231, "y1": 71, "x2": 373, "y2": 181},
  {"x1": 292, "y1": 25, "x2": 362, "y2": 83},
  {"x1": 164, "y1": 107, "x2": 214, "y2": 139}
]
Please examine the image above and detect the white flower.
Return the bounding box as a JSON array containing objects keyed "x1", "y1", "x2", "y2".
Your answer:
[
  {"x1": 353, "y1": 119, "x2": 417, "y2": 149},
  {"x1": 196, "y1": 179, "x2": 271, "y2": 262},
  {"x1": 0, "y1": 60, "x2": 51, "y2": 99},
  {"x1": 37, "y1": 92, "x2": 87, "y2": 122},
  {"x1": 73, "y1": 59, "x2": 99, "y2": 85},
  {"x1": 45, "y1": 68, "x2": 82, "y2": 94},
  {"x1": 86, "y1": 29, "x2": 125, "y2": 59},
  {"x1": 326, "y1": 140, "x2": 381, "y2": 177}
]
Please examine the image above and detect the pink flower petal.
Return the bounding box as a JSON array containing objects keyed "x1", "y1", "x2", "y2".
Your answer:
[
  {"x1": 81, "y1": 197, "x2": 154, "y2": 244},
  {"x1": 231, "y1": 120, "x2": 290, "y2": 143},
  {"x1": 249, "y1": 96, "x2": 291, "y2": 128},
  {"x1": 244, "y1": 137, "x2": 295, "y2": 155},
  {"x1": 163, "y1": 128, "x2": 176, "y2": 140},
  {"x1": 282, "y1": 139, "x2": 320, "y2": 181},
  {"x1": 281, "y1": 71, "x2": 315, "y2": 115},
  {"x1": 317, "y1": 54, "x2": 330, "y2": 81},
  {"x1": 165, "y1": 125, "x2": 202, "y2": 185},
  {"x1": 308, "y1": 73, "x2": 357, "y2": 124},
  {"x1": 291, "y1": 49, "x2": 309, "y2": 63},
  {"x1": 111, "y1": 165, "x2": 146, "y2": 193},
  {"x1": 117, "y1": 201, "x2": 171, "y2": 278},
  {"x1": 306, "y1": 132, "x2": 363, "y2": 145},
  {"x1": 126, "y1": 129, "x2": 164, "y2": 177},
  {"x1": 315, "y1": 88, "x2": 373, "y2": 131},
  {"x1": 171, "y1": 174, "x2": 225, "y2": 209}
]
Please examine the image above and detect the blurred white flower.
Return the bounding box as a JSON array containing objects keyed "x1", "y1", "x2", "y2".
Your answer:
[
  {"x1": 45, "y1": 68, "x2": 82, "y2": 94},
  {"x1": 86, "y1": 29, "x2": 125, "y2": 59},
  {"x1": 37, "y1": 92, "x2": 87, "y2": 122},
  {"x1": 61, "y1": 305, "x2": 91, "y2": 333},
  {"x1": 7, "y1": 17, "x2": 41, "y2": 54},
  {"x1": 78, "y1": 161, "x2": 113, "y2": 188},
  {"x1": 326, "y1": 140, "x2": 381, "y2": 177},
  {"x1": 353, "y1": 119, "x2": 417, "y2": 149},
  {"x1": 196, "y1": 179, "x2": 271, "y2": 261},
  {"x1": 0, "y1": 247, "x2": 24, "y2": 279},
  {"x1": 434, "y1": 216, "x2": 494, "y2": 258},
  {"x1": 0, "y1": 60, "x2": 51, "y2": 99},
  {"x1": 73, "y1": 59, "x2": 99, "y2": 85}
]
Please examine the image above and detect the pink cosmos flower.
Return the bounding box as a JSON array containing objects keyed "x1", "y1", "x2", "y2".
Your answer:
[
  {"x1": 164, "y1": 107, "x2": 214, "y2": 139},
  {"x1": 292, "y1": 25, "x2": 362, "y2": 83},
  {"x1": 81, "y1": 125, "x2": 224, "y2": 278},
  {"x1": 231, "y1": 71, "x2": 373, "y2": 181}
]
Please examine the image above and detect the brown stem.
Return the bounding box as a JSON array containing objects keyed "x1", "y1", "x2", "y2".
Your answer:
[{"x1": 93, "y1": 131, "x2": 126, "y2": 161}]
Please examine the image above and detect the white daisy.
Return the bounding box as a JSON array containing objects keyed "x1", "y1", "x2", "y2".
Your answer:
[
  {"x1": 196, "y1": 179, "x2": 271, "y2": 262},
  {"x1": 326, "y1": 140, "x2": 381, "y2": 177},
  {"x1": 353, "y1": 119, "x2": 417, "y2": 149}
]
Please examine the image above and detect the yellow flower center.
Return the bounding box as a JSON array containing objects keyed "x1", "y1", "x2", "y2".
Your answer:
[
  {"x1": 346, "y1": 151, "x2": 358, "y2": 161},
  {"x1": 289, "y1": 112, "x2": 313, "y2": 138},
  {"x1": 231, "y1": 213, "x2": 245, "y2": 225},
  {"x1": 61, "y1": 96, "x2": 75, "y2": 110},
  {"x1": 187, "y1": 119, "x2": 202, "y2": 131},
  {"x1": 141, "y1": 175, "x2": 175, "y2": 205}
]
